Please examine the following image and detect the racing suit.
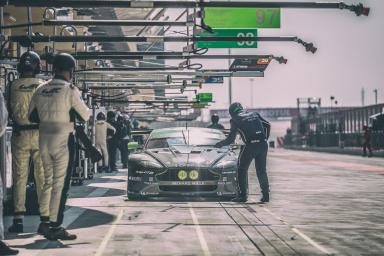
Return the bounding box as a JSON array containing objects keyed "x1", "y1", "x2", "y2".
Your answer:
[
  {"x1": 28, "y1": 76, "x2": 90, "y2": 227},
  {"x1": 216, "y1": 111, "x2": 271, "y2": 200},
  {"x1": 7, "y1": 78, "x2": 46, "y2": 218},
  {"x1": 95, "y1": 120, "x2": 115, "y2": 168},
  {"x1": 0, "y1": 91, "x2": 8, "y2": 239}
]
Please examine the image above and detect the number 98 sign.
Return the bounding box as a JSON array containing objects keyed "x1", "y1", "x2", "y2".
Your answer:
[{"x1": 237, "y1": 32, "x2": 256, "y2": 47}]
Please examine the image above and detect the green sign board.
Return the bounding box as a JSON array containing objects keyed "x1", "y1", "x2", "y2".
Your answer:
[
  {"x1": 196, "y1": 93, "x2": 213, "y2": 102},
  {"x1": 204, "y1": 8, "x2": 280, "y2": 29},
  {"x1": 196, "y1": 29, "x2": 258, "y2": 48}
]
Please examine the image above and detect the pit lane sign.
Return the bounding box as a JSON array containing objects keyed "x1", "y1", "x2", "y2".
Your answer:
[
  {"x1": 203, "y1": 76, "x2": 224, "y2": 84},
  {"x1": 196, "y1": 29, "x2": 258, "y2": 48},
  {"x1": 203, "y1": 8, "x2": 281, "y2": 29},
  {"x1": 230, "y1": 57, "x2": 271, "y2": 72}
]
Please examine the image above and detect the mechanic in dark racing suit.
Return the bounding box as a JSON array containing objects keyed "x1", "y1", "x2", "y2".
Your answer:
[
  {"x1": 215, "y1": 102, "x2": 271, "y2": 203},
  {"x1": 207, "y1": 114, "x2": 225, "y2": 130}
]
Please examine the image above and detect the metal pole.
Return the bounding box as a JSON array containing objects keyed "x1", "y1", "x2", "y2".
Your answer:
[
  {"x1": 0, "y1": 1, "x2": 370, "y2": 17},
  {"x1": 373, "y1": 89, "x2": 378, "y2": 105},
  {"x1": 250, "y1": 78, "x2": 254, "y2": 108},
  {"x1": 228, "y1": 48, "x2": 232, "y2": 105}
]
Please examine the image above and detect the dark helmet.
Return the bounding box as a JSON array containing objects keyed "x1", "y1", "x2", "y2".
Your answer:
[
  {"x1": 96, "y1": 112, "x2": 105, "y2": 120},
  {"x1": 211, "y1": 114, "x2": 219, "y2": 124},
  {"x1": 107, "y1": 110, "x2": 116, "y2": 120},
  {"x1": 229, "y1": 102, "x2": 243, "y2": 117},
  {"x1": 53, "y1": 53, "x2": 76, "y2": 72},
  {"x1": 17, "y1": 51, "x2": 41, "y2": 75}
]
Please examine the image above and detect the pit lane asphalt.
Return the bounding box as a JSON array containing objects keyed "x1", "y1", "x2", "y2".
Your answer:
[{"x1": 4, "y1": 149, "x2": 384, "y2": 255}]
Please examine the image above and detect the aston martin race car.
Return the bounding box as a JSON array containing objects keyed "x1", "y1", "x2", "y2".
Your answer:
[{"x1": 127, "y1": 127, "x2": 239, "y2": 199}]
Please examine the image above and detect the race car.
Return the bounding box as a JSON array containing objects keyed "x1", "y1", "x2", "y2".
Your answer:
[{"x1": 127, "y1": 127, "x2": 239, "y2": 199}]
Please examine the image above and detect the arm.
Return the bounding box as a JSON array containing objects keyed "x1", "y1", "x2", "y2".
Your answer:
[
  {"x1": 215, "y1": 120, "x2": 237, "y2": 147},
  {"x1": 71, "y1": 87, "x2": 90, "y2": 122},
  {"x1": 0, "y1": 92, "x2": 8, "y2": 136},
  {"x1": 258, "y1": 114, "x2": 271, "y2": 140},
  {"x1": 107, "y1": 122, "x2": 116, "y2": 134},
  {"x1": 28, "y1": 92, "x2": 40, "y2": 123}
]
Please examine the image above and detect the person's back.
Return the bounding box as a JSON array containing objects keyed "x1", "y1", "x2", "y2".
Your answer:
[
  {"x1": 95, "y1": 120, "x2": 109, "y2": 145},
  {"x1": 231, "y1": 111, "x2": 267, "y2": 143},
  {"x1": 8, "y1": 77, "x2": 44, "y2": 126}
]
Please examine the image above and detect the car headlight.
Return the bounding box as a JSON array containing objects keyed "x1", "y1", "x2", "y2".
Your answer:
[
  {"x1": 213, "y1": 160, "x2": 237, "y2": 169},
  {"x1": 137, "y1": 160, "x2": 163, "y2": 169}
]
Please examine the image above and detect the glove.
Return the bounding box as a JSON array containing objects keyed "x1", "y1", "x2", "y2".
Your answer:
[{"x1": 214, "y1": 143, "x2": 222, "y2": 148}]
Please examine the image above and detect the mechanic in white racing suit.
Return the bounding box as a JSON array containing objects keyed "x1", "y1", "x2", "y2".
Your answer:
[
  {"x1": 6, "y1": 51, "x2": 48, "y2": 234},
  {"x1": 28, "y1": 53, "x2": 90, "y2": 241},
  {"x1": 95, "y1": 112, "x2": 115, "y2": 172},
  {"x1": 0, "y1": 90, "x2": 19, "y2": 255}
]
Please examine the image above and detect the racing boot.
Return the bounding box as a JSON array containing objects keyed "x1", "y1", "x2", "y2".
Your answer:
[
  {"x1": 8, "y1": 219, "x2": 23, "y2": 233},
  {"x1": 260, "y1": 193, "x2": 270, "y2": 203},
  {"x1": 0, "y1": 241, "x2": 19, "y2": 255},
  {"x1": 37, "y1": 222, "x2": 50, "y2": 236},
  {"x1": 45, "y1": 227, "x2": 77, "y2": 241}
]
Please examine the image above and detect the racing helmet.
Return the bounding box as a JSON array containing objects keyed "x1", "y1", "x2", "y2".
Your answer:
[
  {"x1": 229, "y1": 102, "x2": 244, "y2": 117},
  {"x1": 107, "y1": 110, "x2": 116, "y2": 121},
  {"x1": 17, "y1": 51, "x2": 41, "y2": 75},
  {"x1": 53, "y1": 53, "x2": 76, "y2": 72},
  {"x1": 211, "y1": 114, "x2": 219, "y2": 124},
  {"x1": 96, "y1": 112, "x2": 105, "y2": 120}
]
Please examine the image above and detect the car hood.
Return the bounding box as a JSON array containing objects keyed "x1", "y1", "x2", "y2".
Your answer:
[{"x1": 145, "y1": 145, "x2": 233, "y2": 168}]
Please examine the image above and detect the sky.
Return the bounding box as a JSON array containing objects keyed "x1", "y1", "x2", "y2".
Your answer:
[{"x1": 165, "y1": 0, "x2": 384, "y2": 109}]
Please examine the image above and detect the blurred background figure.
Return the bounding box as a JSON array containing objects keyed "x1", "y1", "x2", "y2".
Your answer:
[
  {"x1": 207, "y1": 114, "x2": 225, "y2": 130},
  {"x1": 106, "y1": 111, "x2": 118, "y2": 172},
  {"x1": 116, "y1": 115, "x2": 129, "y2": 169},
  {"x1": 362, "y1": 125, "x2": 373, "y2": 157},
  {"x1": 95, "y1": 112, "x2": 115, "y2": 173}
]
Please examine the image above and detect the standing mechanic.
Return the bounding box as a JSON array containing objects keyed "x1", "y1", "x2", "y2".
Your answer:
[
  {"x1": 95, "y1": 112, "x2": 115, "y2": 172},
  {"x1": 215, "y1": 103, "x2": 271, "y2": 203},
  {"x1": 106, "y1": 111, "x2": 118, "y2": 172},
  {"x1": 0, "y1": 90, "x2": 19, "y2": 255},
  {"x1": 207, "y1": 114, "x2": 225, "y2": 130},
  {"x1": 28, "y1": 53, "x2": 90, "y2": 240},
  {"x1": 6, "y1": 51, "x2": 47, "y2": 234}
]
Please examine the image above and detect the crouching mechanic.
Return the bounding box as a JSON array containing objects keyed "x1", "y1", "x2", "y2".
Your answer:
[
  {"x1": 6, "y1": 51, "x2": 48, "y2": 234},
  {"x1": 28, "y1": 53, "x2": 90, "y2": 240},
  {"x1": 95, "y1": 112, "x2": 115, "y2": 172},
  {"x1": 215, "y1": 102, "x2": 271, "y2": 203}
]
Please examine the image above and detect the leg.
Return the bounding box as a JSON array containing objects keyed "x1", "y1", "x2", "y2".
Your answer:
[
  {"x1": 49, "y1": 134, "x2": 74, "y2": 226},
  {"x1": 11, "y1": 133, "x2": 30, "y2": 217},
  {"x1": 31, "y1": 131, "x2": 49, "y2": 216},
  {"x1": 255, "y1": 141, "x2": 270, "y2": 200},
  {"x1": 39, "y1": 135, "x2": 54, "y2": 222},
  {"x1": 119, "y1": 140, "x2": 128, "y2": 168},
  {"x1": 108, "y1": 139, "x2": 117, "y2": 171},
  {"x1": 237, "y1": 145, "x2": 254, "y2": 199},
  {"x1": 100, "y1": 143, "x2": 109, "y2": 168}
]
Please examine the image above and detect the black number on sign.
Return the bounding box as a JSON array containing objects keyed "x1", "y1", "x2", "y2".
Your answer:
[
  {"x1": 255, "y1": 9, "x2": 266, "y2": 25},
  {"x1": 7, "y1": 71, "x2": 15, "y2": 83}
]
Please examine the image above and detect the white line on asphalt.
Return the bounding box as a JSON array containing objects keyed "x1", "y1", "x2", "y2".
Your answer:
[
  {"x1": 15, "y1": 181, "x2": 114, "y2": 256},
  {"x1": 262, "y1": 207, "x2": 332, "y2": 255},
  {"x1": 188, "y1": 203, "x2": 212, "y2": 256},
  {"x1": 95, "y1": 208, "x2": 124, "y2": 256}
]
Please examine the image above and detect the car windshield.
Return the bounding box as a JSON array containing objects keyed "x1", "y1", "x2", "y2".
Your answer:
[{"x1": 146, "y1": 129, "x2": 226, "y2": 149}]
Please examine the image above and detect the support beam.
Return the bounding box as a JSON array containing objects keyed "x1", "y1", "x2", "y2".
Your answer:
[
  {"x1": 5, "y1": 35, "x2": 316, "y2": 53},
  {"x1": 0, "y1": 20, "x2": 190, "y2": 29},
  {"x1": 0, "y1": 1, "x2": 370, "y2": 16}
]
